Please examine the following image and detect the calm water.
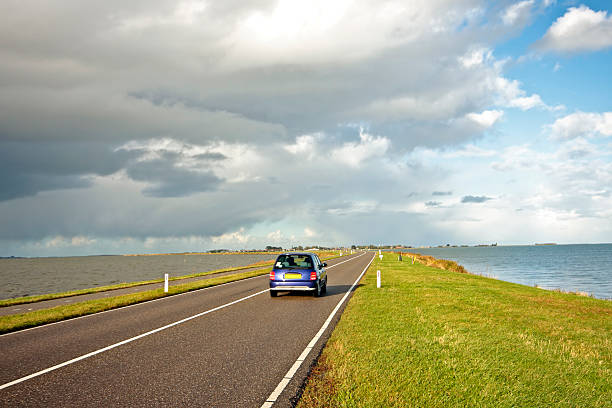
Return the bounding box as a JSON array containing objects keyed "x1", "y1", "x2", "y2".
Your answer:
[
  {"x1": 403, "y1": 244, "x2": 612, "y2": 300},
  {"x1": 0, "y1": 253, "x2": 275, "y2": 299}
]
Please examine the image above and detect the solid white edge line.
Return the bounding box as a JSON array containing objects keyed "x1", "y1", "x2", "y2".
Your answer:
[
  {"x1": 285, "y1": 360, "x2": 302, "y2": 379},
  {"x1": 2, "y1": 252, "x2": 365, "y2": 338},
  {"x1": 262, "y1": 252, "x2": 375, "y2": 406},
  {"x1": 269, "y1": 378, "x2": 291, "y2": 401},
  {"x1": 0, "y1": 288, "x2": 270, "y2": 390}
]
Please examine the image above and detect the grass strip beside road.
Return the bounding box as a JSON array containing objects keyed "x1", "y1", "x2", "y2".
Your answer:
[
  {"x1": 0, "y1": 251, "x2": 341, "y2": 307},
  {"x1": 0, "y1": 252, "x2": 344, "y2": 334},
  {"x1": 0, "y1": 267, "x2": 271, "y2": 334},
  {"x1": 0, "y1": 262, "x2": 275, "y2": 307},
  {"x1": 298, "y1": 252, "x2": 611, "y2": 407}
]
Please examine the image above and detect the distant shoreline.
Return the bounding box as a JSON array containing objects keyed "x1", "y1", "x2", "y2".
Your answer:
[
  {"x1": 4, "y1": 242, "x2": 612, "y2": 259},
  {"x1": 122, "y1": 251, "x2": 281, "y2": 257}
]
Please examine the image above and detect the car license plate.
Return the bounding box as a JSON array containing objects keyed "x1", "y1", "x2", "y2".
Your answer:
[{"x1": 284, "y1": 273, "x2": 302, "y2": 279}]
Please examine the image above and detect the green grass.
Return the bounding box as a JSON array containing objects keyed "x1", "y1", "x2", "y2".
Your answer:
[
  {"x1": 298, "y1": 252, "x2": 612, "y2": 407},
  {"x1": 0, "y1": 261, "x2": 276, "y2": 307},
  {"x1": 0, "y1": 251, "x2": 343, "y2": 307}
]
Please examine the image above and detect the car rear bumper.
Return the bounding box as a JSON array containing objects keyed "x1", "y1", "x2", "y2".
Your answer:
[
  {"x1": 270, "y1": 286, "x2": 315, "y2": 291},
  {"x1": 270, "y1": 281, "x2": 316, "y2": 291}
]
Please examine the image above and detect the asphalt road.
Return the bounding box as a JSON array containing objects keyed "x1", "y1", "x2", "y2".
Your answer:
[
  {"x1": 0, "y1": 251, "x2": 374, "y2": 407},
  {"x1": 0, "y1": 265, "x2": 272, "y2": 316}
]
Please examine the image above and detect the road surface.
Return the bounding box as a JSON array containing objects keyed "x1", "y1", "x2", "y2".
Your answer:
[
  {"x1": 0, "y1": 251, "x2": 374, "y2": 407},
  {"x1": 0, "y1": 264, "x2": 272, "y2": 317}
]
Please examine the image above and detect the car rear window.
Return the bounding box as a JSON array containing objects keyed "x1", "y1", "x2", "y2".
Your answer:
[{"x1": 275, "y1": 254, "x2": 313, "y2": 269}]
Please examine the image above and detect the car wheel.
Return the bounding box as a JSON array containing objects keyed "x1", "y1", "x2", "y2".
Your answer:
[
  {"x1": 321, "y1": 280, "x2": 327, "y2": 295},
  {"x1": 313, "y1": 283, "x2": 321, "y2": 297},
  {"x1": 270, "y1": 290, "x2": 278, "y2": 297}
]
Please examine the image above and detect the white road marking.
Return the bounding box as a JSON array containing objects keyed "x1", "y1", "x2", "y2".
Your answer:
[
  {"x1": 0, "y1": 288, "x2": 269, "y2": 390},
  {"x1": 0, "y1": 252, "x2": 365, "y2": 390},
  {"x1": 2, "y1": 254, "x2": 363, "y2": 338},
  {"x1": 0, "y1": 272, "x2": 269, "y2": 337},
  {"x1": 262, "y1": 252, "x2": 375, "y2": 407},
  {"x1": 325, "y1": 251, "x2": 366, "y2": 269}
]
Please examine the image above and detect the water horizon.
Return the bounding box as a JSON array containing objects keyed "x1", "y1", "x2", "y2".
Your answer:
[
  {"x1": 0, "y1": 253, "x2": 276, "y2": 300},
  {"x1": 399, "y1": 243, "x2": 611, "y2": 300}
]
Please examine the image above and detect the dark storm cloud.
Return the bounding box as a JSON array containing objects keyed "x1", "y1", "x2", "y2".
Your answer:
[
  {"x1": 461, "y1": 195, "x2": 492, "y2": 203},
  {"x1": 0, "y1": 141, "x2": 136, "y2": 201},
  {"x1": 0, "y1": 173, "x2": 90, "y2": 202},
  {"x1": 192, "y1": 152, "x2": 227, "y2": 161},
  {"x1": 125, "y1": 159, "x2": 222, "y2": 197},
  {"x1": 0, "y1": 177, "x2": 267, "y2": 241},
  {"x1": 0, "y1": 0, "x2": 534, "y2": 252}
]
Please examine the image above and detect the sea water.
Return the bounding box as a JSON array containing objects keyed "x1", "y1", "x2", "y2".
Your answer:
[{"x1": 404, "y1": 244, "x2": 611, "y2": 300}]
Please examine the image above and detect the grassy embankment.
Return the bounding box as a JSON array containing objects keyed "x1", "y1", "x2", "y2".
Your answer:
[
  {"x1": 298, "y1": 252, "x2": 611, "y2": 407},
  {"x1": 0, "y1": 260, "x2": 276, "y2": 308},
  {"x1": 0, "y1": 251, "x2": 341, "y2": 334}
]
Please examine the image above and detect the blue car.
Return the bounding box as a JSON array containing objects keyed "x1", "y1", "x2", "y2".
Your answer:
[{"x1": 269, "y1": 252, "x2": 327, "y2": 297}]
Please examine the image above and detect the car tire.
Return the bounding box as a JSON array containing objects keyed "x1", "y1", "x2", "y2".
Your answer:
[
  {"x1": 313, "y1": 283, "x2": 321, "y2": 297},
  {"x1": 321, "y1": 280, "x2": 327, "y2": 295},
  {"x1": 270, "y1": 290, "x2": 278, "y2": 297}
]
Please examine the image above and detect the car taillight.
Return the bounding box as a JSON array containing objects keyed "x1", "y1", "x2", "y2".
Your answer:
[
  {"x1": 270, "y1": 271, "x2": 275, "y2": 280},
  {"x1": 310, "y1": 271, "x2": 316, "y2": 280}
]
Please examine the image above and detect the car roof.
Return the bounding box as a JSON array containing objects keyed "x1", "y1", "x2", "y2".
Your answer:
[{"x1": 277, "y1": 252, "x2": 317, "y2": 257}]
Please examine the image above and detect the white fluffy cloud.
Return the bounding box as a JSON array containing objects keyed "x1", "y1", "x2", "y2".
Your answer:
[
  {"x1": 283, "y1": 134, "x2": 322, "y2": 159},
  {"x1": 211, "y1": 228, "x2": 251, "y2": 245},
  {"x1": 459, "y1": 47, "x2": 493, "y2": 68},
  {"x1": 330, "y1": 129, "x2": 390, "y2": 168},
  {"x1": 502, "y1": 0, "x2": 534, "y2": 26},
  {"x1": 549, "y1": 112, "x2": 612, "y2": 140},
  {"x1": 266, "y1": 230, "x2": 282, "y2": 241},
  {"x1": 222, "y1": 0, "x2": 472, "y2": 68},
  {"x1": 466, "y1": 110, "x2": 504, "y2": 128},
  {"x1": 538, "y1": 5, "x2": 612, "y2": 52},
  {"x1": 494, "y1": 77, "x2": 547, "y2": 110}
]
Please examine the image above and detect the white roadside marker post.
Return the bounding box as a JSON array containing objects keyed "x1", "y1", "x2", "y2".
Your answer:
[
  {"x1": 379, "y1": 254, "x2": 383, "y2": 261},
  {"x1": 377, "y1": 270, "x2": 381, "y2": 288},
  {"x1": 164, "y1": 273, "x2": 169, "y2": 293}
]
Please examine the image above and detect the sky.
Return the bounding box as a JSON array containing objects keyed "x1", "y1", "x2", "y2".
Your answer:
[{"x1": 1, "y1": 0, "x2": 611, "y2": 256}]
